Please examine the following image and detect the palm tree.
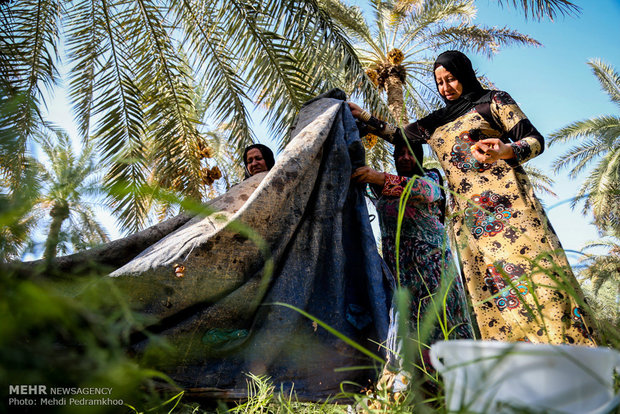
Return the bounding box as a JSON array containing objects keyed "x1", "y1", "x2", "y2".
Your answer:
[
  {"x1": 329, "y1": 0, "x2": 540, "y2": 118},
  {"x1": 0, "y1": 0, "x2": 385, "y2": 233},
  {"x1": 33, "y1": 130, "x2": 109, "y2": 261},
  {"x1": 523, "y1": 165, "x2": 557, "y2": 199},
  {"x1": 0, "y1": 0, "x2": 580, "y2": 234},
  {"x1": 549, "y1": 59, "x2": 620, "y2": 235},
  {"x1": 578, "y1": 235, "x2": 620, "y2": 332},
  {"x1": 318, "y1": 0, "x2": 540, "y2": 170},
  {"x1": 0, "y1": 163, "x2": 41, "y2": 262},
  {"x1": 579, "y1": 238, "x2": 620, "y2": 294}
]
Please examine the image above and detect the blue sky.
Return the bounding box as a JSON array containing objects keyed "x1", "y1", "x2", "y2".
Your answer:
[{"x1": 468, "y1": 0, "x2": 620, "y2": 262}]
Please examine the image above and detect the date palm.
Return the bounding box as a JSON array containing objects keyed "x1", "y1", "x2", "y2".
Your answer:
[
  {"x1": 579, "y1": 237, "x2": 620, "y2": 294},
  {"x1": 0, "y1": 164, "x2": 41, "y2": 262},
  {"x1": 578, "y1": 235, "x2": 620, "y2": 332},
  {"x1": 0, "y1": 0, "x2": 581, "y2": 234},
  {"x1": 318, "y1": 0, "x2": 540, "y2": 170},
  {"x1": 332, "y1": 0, "x2": 542, "y2": 119},
  {"x1": 33, "y1": 130, "x2": 109, "y2": 261},
  {"x1": 0, "y1": 0, "x2": 382, "y2": 232},
  {"x1": 549, "y1": 59, "x2": 620, "y2": 235}
]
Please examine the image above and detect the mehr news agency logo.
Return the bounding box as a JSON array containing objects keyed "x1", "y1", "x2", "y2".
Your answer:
[{"x1": 8, "y1": 384, "x2": 124, "y2": 407}]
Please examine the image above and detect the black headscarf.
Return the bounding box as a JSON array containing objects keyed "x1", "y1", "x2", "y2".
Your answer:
[
  {"x1": 392, "y1": 139, "x2": 447, "y2": 223},
  {"x1": 418, "y1": 50, "x2": 493, "y2": 135},
  {"x1": 393, "y1": 139, "x2": 425, "y2": 178},
  {"x1": 243, "y1": 144, "x2": 275, "y2": 178}
]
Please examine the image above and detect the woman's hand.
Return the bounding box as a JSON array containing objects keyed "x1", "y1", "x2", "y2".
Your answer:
[
  {"x1": 351, "y1": 166, "x2": 385, "y2": 186},
  {"x1": 471, "y1": 138, "x2": 515, "y2": 164},
  {"x1": 347, "y1": 102, "x2": 363, "y2": 119}
]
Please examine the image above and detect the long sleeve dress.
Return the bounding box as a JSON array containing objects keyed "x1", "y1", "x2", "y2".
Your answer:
[
  {"x1": 368, "y1": 91, "x2": 597, "y2": 346},
  {"x1": 375, "y1": 170, "x2": 473, "y2": 343},
  {"x1": 374, "y1": 169, "x2": 473, "y2": 393}
]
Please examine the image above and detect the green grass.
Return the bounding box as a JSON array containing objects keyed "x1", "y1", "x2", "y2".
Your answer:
[{"x1": 1, "y1": 166, "x2": 619, "y2": 414}]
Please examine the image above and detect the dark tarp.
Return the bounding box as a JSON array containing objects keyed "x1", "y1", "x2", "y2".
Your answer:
[{"x1": 110, "y1": 93, "x2": 392, "y2": 400}]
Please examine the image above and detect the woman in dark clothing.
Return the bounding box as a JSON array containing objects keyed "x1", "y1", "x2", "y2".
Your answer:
[
  {"x1": 349, "y1": 50, "x2": 597, "y2": 346},
  {"x1": 352, "y1": 139, "x2": 473, "y2": 393}
]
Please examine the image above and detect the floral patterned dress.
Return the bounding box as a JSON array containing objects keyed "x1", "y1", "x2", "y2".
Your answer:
[
  {"x1": 375, "y1": 170, "x2": 473, "y2": 343},
  {"x1": 400, "y1": 91, "x2": 597, "y2": 345}
]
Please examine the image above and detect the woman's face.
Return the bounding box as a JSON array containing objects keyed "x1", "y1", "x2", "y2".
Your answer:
[
  {"x1": 434, "y1": 65, "x2": 463, "y2": 101},
  {"x1": 395, "y1": 146, "x2": 417, "y2": 175},
  {"x1": 246, "y1": 148, "x2": 269, "y2": 176}
]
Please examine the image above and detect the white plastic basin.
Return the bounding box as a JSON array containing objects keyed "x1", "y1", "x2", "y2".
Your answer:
[{"x1": 430, "y1": 339, "x2": 620, "y2": 414}]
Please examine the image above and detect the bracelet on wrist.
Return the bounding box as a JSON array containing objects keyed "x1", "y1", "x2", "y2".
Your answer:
[{"x1": 359, "y1": 110, "x2": 371, "y2": 122}]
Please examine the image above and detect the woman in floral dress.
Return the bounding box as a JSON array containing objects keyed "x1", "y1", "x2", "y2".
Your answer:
[
  {"x1": 349, "y1": 50, "x2": 596, "y2": 346},
  {"x1": 351, "y1": 140, "x2": 473, "y2": 392}
]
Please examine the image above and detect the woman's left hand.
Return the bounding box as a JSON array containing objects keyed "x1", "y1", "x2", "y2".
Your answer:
[
  {"x1": 351, "y1": 166, "x2": 385, "y2": 186},
  {"x1": 347, "y1": 102, "x2": 363, "y2": 119},
  {"x1": 471, "y1": 138, "x2": 514, "y2": 164}
]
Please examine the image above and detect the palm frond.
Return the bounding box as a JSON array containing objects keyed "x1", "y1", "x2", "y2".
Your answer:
[
  {"x1": 578, "y1": 240, "x2": 620, "y2": 294},
  {"x1": 131, "y1": 1, "x2": 203, "y2": 201},
  {"x1": 523, "y1": 164, "x2": 557, "y2": 198},
  {"x1": 401, "y1": 0, "x2": 477, "y2": 47},
  {"x1": 588, "y1": 58, "x2": 620, "y2": 109},
  {"x1": 0, "y1": 0, "x2": 62, "y2": 183},
  {"x1": 430, "y1": 24, "x2": 541, "y2": 58},
  {"x1": 170, "y1": 0, "x2": 254, "y2": 152},
  {"x1": 67, "y1": 206, "x2": 110, "y2": 250},
  {"x1": 492, "y1": 0, "x2": 580, "y2": 21},
  {"x1": 551, "y1": 137, "x2": 607, "y2": 177},
  {"x1": 278, "y1": 0, "x2": 393, "y2": 135},
  {"x1": 549, "y1": 116, "x2": 620, "y2": 145},
  {"x1": 316, "y1": 0, "x2": 372, "y2": 45},
  {"x1": 66, "y1": 0, "x2": 107, "y2": 141}
]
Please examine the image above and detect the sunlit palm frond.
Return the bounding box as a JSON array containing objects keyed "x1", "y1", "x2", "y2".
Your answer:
[
  {"x1": 0, "y1": 159, "x2": 41, "y2": 261},
  {"x1": 430, "y1": 24, "x2": 541, "y2": 58},
  {"x1": 393, "y1": 0, "x2": 426, "y2": 16},
  {"x1": 278, "y1": 0, "x2": 392, "y2": 138},
  {"x1": 570, "y1": 156, "x2": 620, "y2": 233},
  {"x1": 132, "y1": 3, "x2": 202, "y2": 199},
  {"x1": 551, "y1": 136, "x2": 607, "y2": 177},
  {"x1": 11, "y1": 0, "x2": 63, "y2": 101},
  {"x1": 549, "y1": 116, "x2": 620, "y2": 146},
  {"x1": 316, "y1": 0, "x2": 372, "y2": 44},
  {"x1": 588, "y1": 58, "x2": 620, "y2": 109},
  {"x1": 0, "y1": 0, "x2": 62, "y2": 185},
  {"x1": 579, "y1": 236, "x2": 620, "y2": 294},
  {"x1": 407, "y1": 0, "x2": 477, "y2": 28},
  {"x1": 172, "y1": 0, "x2": 254, "y2": 151},
  {"x1": 67, "y1": 206, "x2": 111, "y2": 251},
  {"x1": 522, "y1": 164, "x2": 557, "y2": 198},
  {"x1": 492, "y1": 0, "x2": 580, "y2": 21},
  {"x1": 549, "y1": 59, "x2": 620, "y2": 236},
  {"x1": 66, "y1": 0, "x2": 108, "y2": 141},
  {"x1": 234, "y1": 7, "x2": 315, "y2": 149}
]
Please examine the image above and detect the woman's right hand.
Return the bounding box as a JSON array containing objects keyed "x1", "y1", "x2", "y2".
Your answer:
[
  {"x1": 351, "y1": 166, "x2": 385, "y2": 186},
  {"x1": 347, "y1": 102, "x2": 363, "y2": 119}
]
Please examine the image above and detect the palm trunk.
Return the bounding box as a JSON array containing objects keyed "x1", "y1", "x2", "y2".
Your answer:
[
  {"x1": 43, "y1": 202, "x2": 69, "y2": 261},
  {"x1": 385, "y1": 73, "x2": 406, "y2": 124}
]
